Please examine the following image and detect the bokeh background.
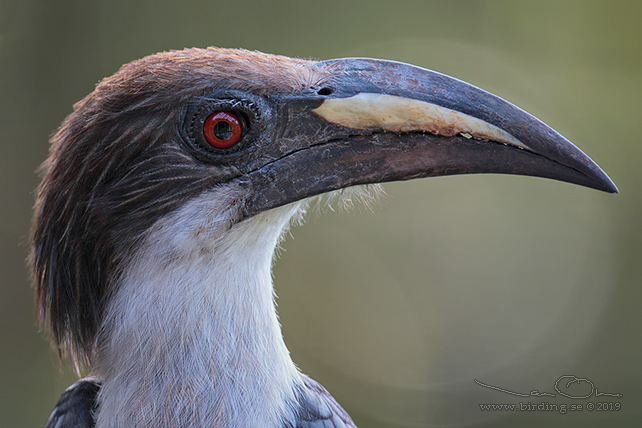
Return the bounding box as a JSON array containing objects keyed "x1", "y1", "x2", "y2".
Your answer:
[{"x1": 1, "y1": 0, "x2": 640, "y2": 427}]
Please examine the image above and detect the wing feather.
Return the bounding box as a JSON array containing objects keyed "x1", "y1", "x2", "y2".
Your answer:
[
  {"x1": 294, "y1": 375, "x2": 356, "y2": 428},
  {"x1": 44, "y1": 378, "x2": 101, "y2": 428}
]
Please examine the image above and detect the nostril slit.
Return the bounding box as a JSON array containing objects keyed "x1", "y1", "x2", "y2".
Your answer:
[{"x1": 317, "y1": 87, "x2": 333, "y2": 96}]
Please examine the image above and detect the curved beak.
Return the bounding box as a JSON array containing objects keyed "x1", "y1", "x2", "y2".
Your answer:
[{"x1": 241, "y1": 57, "x2": 617, "y2": 219}]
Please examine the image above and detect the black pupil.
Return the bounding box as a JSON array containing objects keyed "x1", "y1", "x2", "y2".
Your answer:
[{"x1": 213, "y1": 120, "x2": 233, "y2": 140}]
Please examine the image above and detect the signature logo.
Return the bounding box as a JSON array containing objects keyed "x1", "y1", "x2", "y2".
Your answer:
[{"x1": 475, "y1": 375, "x2": 622, "y2": 399}]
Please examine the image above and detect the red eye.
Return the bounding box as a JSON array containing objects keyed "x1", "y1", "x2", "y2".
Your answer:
[{"x1": 203, "y1": 111, "x2": 243, "y2": 149}]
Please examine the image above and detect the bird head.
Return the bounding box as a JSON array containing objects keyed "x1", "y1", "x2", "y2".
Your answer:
[{"x1": 31, "y1": 47, "x2": 616, "y2": 366}]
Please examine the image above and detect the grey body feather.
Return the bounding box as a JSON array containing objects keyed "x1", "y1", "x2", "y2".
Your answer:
[{"x1": 44, "y1": 376, "x2": 355, "y2": 427}]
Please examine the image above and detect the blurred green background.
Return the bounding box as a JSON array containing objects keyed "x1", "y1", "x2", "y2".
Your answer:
[{"x1": 1, "y1": 0, "x2": 640, "y2": 427}]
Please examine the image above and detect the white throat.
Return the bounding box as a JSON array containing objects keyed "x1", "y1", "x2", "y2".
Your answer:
[{"x1": 95, "y1": 189, "x2": 305, "y2": 428}]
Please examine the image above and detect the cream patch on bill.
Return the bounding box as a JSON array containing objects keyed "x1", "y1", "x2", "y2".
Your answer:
[{"x1": 312, "y1": 93, "x2": 527, "y2": 150}]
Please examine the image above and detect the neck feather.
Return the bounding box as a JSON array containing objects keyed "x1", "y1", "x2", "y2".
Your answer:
[{"x1": 94, "y1": 190, "x2": 305, "y2": 427}]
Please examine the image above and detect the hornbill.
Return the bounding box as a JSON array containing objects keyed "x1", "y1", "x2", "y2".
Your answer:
[{"x1": 32, "y1": 48, "x2": 617, "y2": 427}]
